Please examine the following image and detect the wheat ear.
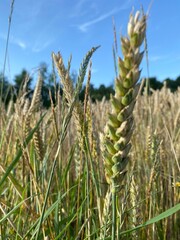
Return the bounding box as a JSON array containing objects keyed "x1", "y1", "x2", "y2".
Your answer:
[
  {"x1": 102, "y1": 9, "x2": 146, "y2": 192},
  {"x1": 29, "y1": 73, "x2": 44, "y2": 161},
  {"x1": 101, "y1": 10, "x2": 146, "y2": 238}
]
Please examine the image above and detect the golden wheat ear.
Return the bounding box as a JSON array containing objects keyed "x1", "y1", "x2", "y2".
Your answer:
[
  {"x1": 101, "y1": 11, "x2": 146, "y2": 193},
  {"x1": 28, "y1": 73, "x2": 44, "y2": 161}
]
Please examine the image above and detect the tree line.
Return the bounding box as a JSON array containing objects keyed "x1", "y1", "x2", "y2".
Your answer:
[{"x1": 1, "y1": 63, "x2": 180, "y2": 108}]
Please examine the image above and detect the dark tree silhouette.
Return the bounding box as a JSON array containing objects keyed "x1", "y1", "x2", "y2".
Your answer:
[
  {"x1": 14, "y1": 69, "x2": 32, "y2": 96},
  {"x1": 169, "y1": 76, "x2": 180, "y2": 91},
  {"x1": 0, "y1": 73, "x2": 13, "y2": 105},
  {"x1": 149, "y1": 77, "x2": 163, "y2": 90},
  {"x1": 39, "y1": 62, "x2": 57, "y2": 108},
  {"x1": 1, "y1": 63, "x2": 180, "y2": 107}
]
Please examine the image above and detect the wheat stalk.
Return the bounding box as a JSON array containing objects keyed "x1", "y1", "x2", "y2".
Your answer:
[{"x1": 53, "y1": 48, "x2": 99, "y2": 178}]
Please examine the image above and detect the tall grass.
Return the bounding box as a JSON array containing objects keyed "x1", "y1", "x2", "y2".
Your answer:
[{"x1": 0, "y1": 8, "x2": 180, "y2": 240}]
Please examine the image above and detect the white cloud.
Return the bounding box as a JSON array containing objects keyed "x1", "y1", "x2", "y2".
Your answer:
[
  {"x1": 78, "y1": 9, "x2": 115, "y2": 32},
  {"x1": 32, "y1": 40, "x2": 53, "y2": 52},
  {"x1": 69, "y1": 0, "x2": 90, "y2": 18},
  {"x1": 78, "y1": 2, "x2": 132, "y2": 32},
  {"x1": 0, "y1": 33, "x2": 26, "y2": 49},
  {"x1": 149, "y1": 55, "x2": 168, "y2": 62},
  {"x1": 11, "y1": 37, "x2": 26, "y2": 49}
]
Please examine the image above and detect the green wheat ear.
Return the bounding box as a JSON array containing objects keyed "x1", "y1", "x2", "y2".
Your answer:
[{"x1": 101, "y1": 11, "x2": 146, "y2": 193}]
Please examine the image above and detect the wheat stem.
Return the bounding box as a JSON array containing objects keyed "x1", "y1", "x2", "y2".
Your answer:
[{"x1": 112, "y1": 181, "x2": 117, "y2": 240}]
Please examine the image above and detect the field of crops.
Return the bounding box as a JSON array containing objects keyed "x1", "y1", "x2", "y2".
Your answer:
[{"x1": 0, "y1": 9, "x2": 180, "y2": 240}]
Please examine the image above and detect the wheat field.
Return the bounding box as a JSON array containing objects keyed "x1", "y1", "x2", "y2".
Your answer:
[{"x1": 0, "y1": 9, "x2": 180, "y2": 240}]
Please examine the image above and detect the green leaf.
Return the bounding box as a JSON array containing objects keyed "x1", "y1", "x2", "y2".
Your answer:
[
  {"x1": 0, "y1": 164, "x2": 24, "y2": 198},
  {"x1": 120, "y1": 203, "x2": 180, "y2": 235},
  {"x1": 0, "y1": 194, "x2": 38, "y2": 224},
  {"x1": 0, "y1": 113, "x2": 46, "y2": 188}
]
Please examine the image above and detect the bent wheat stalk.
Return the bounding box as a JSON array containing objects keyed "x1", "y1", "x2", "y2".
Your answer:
[{"x1": 101, "y1": 10, "x2": 146, "y2": 239}]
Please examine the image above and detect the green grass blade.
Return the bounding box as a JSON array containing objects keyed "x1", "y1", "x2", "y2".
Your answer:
[
  {"x1": 54, "y1": 197, "x2": 87, "y2": 240},
  {"x1": 0, "y1": 164, "x2": 24, "y2": 198},
  {"x1": 120, "y1": 203, "x2": 180, "y2": 236},
  {"x1": 28, "y1": 185, "x2": 78, "y2": 239},
  {"x1": 0, "y1": 194, "x2": 38, "y2": 224},
  {"x1": 0, "y1": 113, "x2": 46, "y2": 188}
]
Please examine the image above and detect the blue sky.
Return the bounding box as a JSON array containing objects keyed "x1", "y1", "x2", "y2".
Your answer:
[{"x1": 0, "y1": 0, "x2": 180, "y2": 87}]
